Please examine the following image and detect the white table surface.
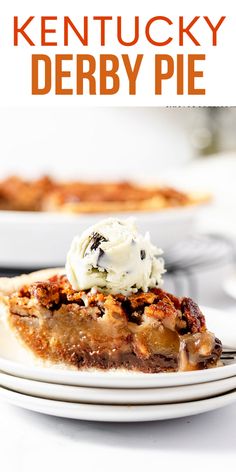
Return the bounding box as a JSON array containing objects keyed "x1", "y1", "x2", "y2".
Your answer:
[
  {"x1": 0, "y1": 154, "x2": 236, "y2": 471},
  {"x1": 0, "y1": 394, "x2": 235, "y2": 472}
]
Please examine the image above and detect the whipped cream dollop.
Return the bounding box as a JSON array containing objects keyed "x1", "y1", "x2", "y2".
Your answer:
[{"x1": 66, "y1": 218, "x2": 165, "y2": 295}]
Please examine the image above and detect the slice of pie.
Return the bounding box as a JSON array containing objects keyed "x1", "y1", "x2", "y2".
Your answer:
[{"x1": 0, "y1": 269, "x2": 222, "y2": 373}]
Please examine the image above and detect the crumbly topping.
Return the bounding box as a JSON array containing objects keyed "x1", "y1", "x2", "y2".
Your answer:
[{"x1": 12, "y1": 275, "x2": 206, "y2": 336}]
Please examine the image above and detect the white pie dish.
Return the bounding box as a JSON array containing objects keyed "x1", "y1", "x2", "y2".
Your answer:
[
  {"x1": 0, "y1": 205, "x2": 203, "y2": 268},
  {"x1": 223, "y1": 273, "x2": 236, "y2": 300}
]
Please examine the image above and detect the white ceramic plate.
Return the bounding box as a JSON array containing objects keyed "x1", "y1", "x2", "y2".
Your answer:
[
  {"x1": 0, "y1": 371, "x2": 235, "y2": 404},
  {"x1": 0, "y1": 385, "x2": 235, "y2": 422},
  {"x1": 0, "y1": 205, "x2": 201, "y2": 267},
  {"x1": 0, "y1": 307, "x2": 235, "y2": 388}
]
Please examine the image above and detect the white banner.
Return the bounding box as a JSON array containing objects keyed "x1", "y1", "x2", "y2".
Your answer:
[{"x1": 0, "y1": 0, "x2": 235, "y2": 106}]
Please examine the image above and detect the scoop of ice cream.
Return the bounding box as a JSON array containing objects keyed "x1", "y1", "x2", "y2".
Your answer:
[{"x1": 66, "y1": 218, "x2": 165, "y2": 295}]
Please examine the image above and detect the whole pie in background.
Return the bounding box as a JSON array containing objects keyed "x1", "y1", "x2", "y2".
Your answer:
[{"x1": 0, "y1": 176, "x2": 209, "y2": 213}]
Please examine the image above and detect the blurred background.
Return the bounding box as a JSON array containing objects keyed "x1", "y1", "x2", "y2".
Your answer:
[
  {"x1": 0, "y1": 106, "x2": 236, "y2": 310},
  {"x1": 1, "y1": 107, "x2": 236, "y2": 178}
]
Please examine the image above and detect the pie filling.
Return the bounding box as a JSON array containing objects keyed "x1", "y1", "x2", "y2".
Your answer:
[
  {"x1": 0, "y1": 176, "x2": 206, "y2": 213},
  {"x1": 8, "y1": 275, "x2": 222, "y2": 373}
]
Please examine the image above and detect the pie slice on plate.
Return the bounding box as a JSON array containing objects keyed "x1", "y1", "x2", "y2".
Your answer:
[{"x1": 0, "y1": 269, "x2": 222, "y2": 373}]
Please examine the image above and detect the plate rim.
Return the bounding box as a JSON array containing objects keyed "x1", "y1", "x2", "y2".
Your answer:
[
  {"x1": 0, "y1": 385, "x2": 235, "y2": 422},
  {"x1": 0, "y1": 358, "x2": 235, "y2": 388},
  {"x1": 0, "y1": 370, "x2": 236, "y2": 405}
]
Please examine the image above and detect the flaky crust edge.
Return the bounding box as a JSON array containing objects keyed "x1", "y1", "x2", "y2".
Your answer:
[
  {"x1": 0, "y1": 268, "x2": 67, "y2": 365},
  {"x1": 0, "y1": 268, "x2": 65, "y2": 334},
  {"x1": 0, "y1": 268, "x2": 64, "y2": 298}
]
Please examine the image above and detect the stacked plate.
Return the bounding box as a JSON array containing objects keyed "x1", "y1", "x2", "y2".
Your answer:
[{"x1": 0, "y1": 307, "x2": 235, "y2": 422}]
